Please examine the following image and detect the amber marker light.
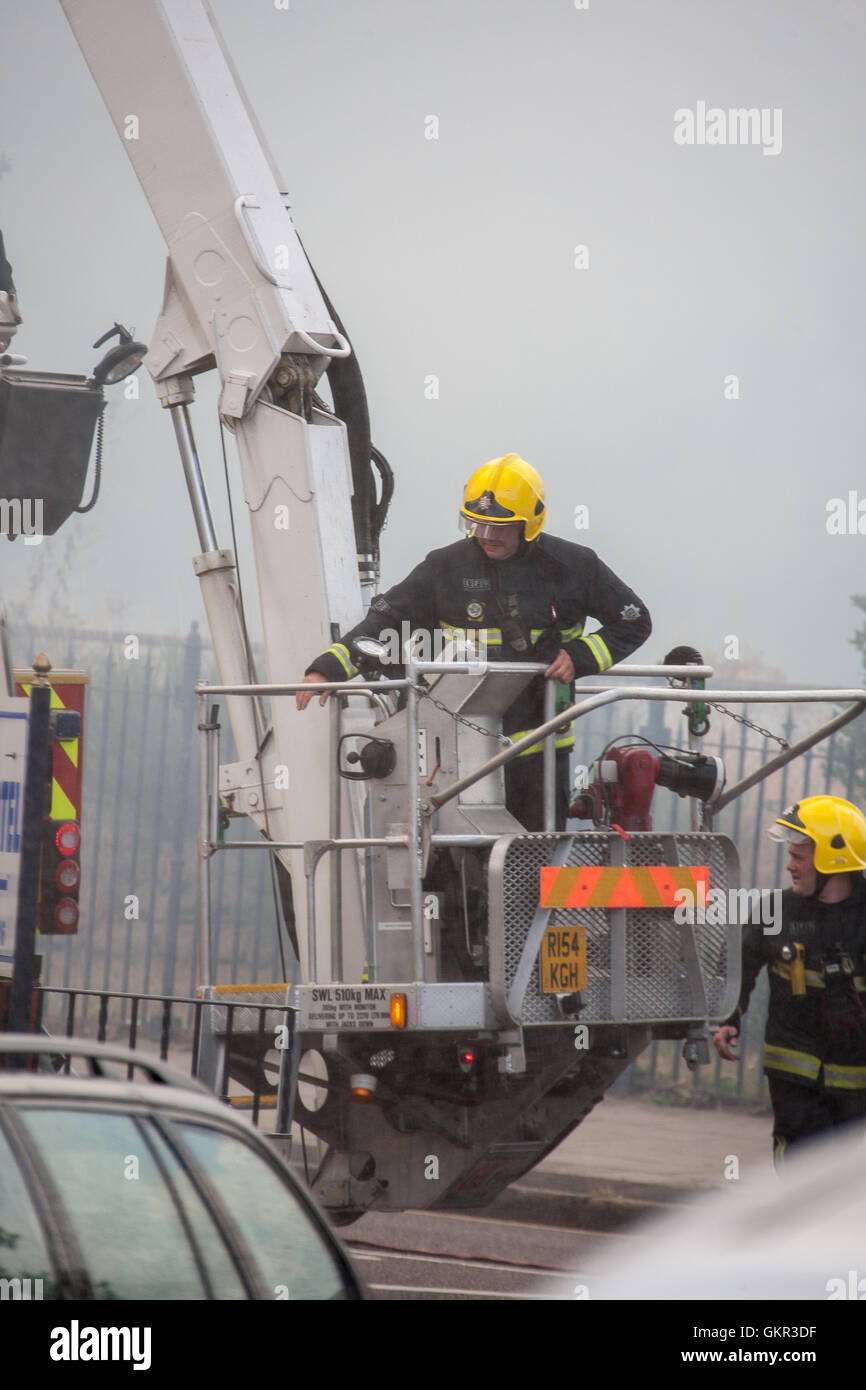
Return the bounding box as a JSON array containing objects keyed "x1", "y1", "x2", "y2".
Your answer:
[
  {"x1": 350, "y1": 1073, "x2": 377, "y2": 1103},
  {"x1": 390, "y1": 993, "x2": 407, "y2": 1028}
]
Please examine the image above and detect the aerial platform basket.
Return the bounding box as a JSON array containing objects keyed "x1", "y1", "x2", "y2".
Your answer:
[
  {"x1": 490, "y1": 830, "x2": 741, "y2": 1028},
  {"x1": 0, "y1": 369, "x2": 102, "y2": 534}
]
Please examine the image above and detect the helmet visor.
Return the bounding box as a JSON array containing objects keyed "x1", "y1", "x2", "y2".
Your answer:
[
  {"x1": 767, "y1": 823, "x2": 812, "y2": 846},
  {"x1": 459, "y1": 514, "x2": 523, "y2": 540}
]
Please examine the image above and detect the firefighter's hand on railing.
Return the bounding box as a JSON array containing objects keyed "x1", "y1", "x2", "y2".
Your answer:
[
  {"x1": 713, "y1": 1024, "x2": 739, "y2": 1061},
  {"x1": 544, "y1": 649, "x2": 576, "y2": 683},
  {"x1": 296, "y1": 672, "x2": 330, "y2": 710}
]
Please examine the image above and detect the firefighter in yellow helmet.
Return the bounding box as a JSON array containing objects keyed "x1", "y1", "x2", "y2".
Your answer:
[
  {"x1": 714, "y1": 796, "x2": 866, "y2": 1165},
  {"x1": 298, "y1": 453, "x2": 652, "y2": 829}
]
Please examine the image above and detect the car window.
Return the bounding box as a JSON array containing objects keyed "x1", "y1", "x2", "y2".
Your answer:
[
  {"x1": 175, "y1": 1122, "x2": 354, "y2": 1300},
  {"x1": 19, "y1": 1108, "x2": 209, "y2": 1300},
  {"x1": 144, "y1": 1122, "x2": 248, "y2": 1299},
  {"x1": 0, "y1": 1122, "x2": 58, "y2": 1299}
]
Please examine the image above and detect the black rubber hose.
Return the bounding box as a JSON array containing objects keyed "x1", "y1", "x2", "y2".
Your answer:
[
  {"x1": 292, "y1": 229, "x2": 396, "y2": 567},
  {"x1": 76, "y1": 401, "x2": 105, "y2": 514},
  {"x1": 302, "y1": 251, "x2": 375, "y2": 557},
  {"x1": 370, "y1": 443, "x2": 394, "y2": 547}
]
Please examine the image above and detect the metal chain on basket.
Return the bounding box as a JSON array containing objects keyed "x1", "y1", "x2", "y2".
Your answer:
[
  {"x1": 665, "y1": 671, "x2": 790, "y2": 750},
  {"x1": 708, "y1": 702, "x2": 790, "y2": 749},
  {"x1": 423, "y1": 670, "x2": 790, "y2": 752},
  {"x1": 417, "y1": 685, "x2": 512, "y2": 746}
]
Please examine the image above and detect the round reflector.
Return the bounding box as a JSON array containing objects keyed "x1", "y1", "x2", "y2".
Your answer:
[
  {"x1": 55, "y1": 822, "x2": 80, "y2": 856},
  {"x1": 55, "y1": 898, "x2": 79, "y2": 932},
  {"x1": 56, "y1": 859, "x2": 80, "y2": 891}
]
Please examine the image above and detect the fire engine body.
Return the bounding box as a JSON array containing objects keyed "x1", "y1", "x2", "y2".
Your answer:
[{"x1": 0, "y1": 0, "x2": 854, "y2": 1220}]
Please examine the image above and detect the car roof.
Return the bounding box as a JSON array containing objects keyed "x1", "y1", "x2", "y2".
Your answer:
[
  {"x1": 0, "y1": 1035, "x2": 257, "y2": 1135},
  {"x1": 0, "y1": 1034, "x2": 205, "y2": 1085}
]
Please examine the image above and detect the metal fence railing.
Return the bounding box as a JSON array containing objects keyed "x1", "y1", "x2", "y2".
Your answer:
[
  {"x1": 9, "y1": 620, "x2": 864, "y2": 1107},
  {"x1": 38, "y1": 985, "x2": 296, "y2": 1130}
]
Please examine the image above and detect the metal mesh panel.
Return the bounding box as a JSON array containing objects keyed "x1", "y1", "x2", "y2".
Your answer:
[{"x1": 495, "y1": 832, "x2": 738, "y2": 1025}]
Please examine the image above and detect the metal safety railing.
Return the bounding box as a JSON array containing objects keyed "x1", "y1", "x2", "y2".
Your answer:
[
  {"x1": 194, "y1": 657, "x2": 866, "y2": 997},
  {"x1": 194, "y1": 661, "x2": 718, "y2": 986}
]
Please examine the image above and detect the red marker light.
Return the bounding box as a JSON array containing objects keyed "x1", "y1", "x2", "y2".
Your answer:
[{"x1": 55, "y1": 822, "x2": 80, "y2": 856}]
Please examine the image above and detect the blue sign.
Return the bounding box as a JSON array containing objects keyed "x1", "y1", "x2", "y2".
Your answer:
[{"x1": 0, "y1": 780, "x2": 22, "y2": 853}]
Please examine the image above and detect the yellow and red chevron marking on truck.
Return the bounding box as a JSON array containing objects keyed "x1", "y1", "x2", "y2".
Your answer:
[
  {"x1": 539, "y1": 863, "x2": 709, "y2": 909},
  {"x1": 15, "y1": 672, "x2": 87, "y2": 822}
]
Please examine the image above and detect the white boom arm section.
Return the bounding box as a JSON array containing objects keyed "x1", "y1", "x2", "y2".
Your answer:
[{"x1": 61, "y1": 0, "x2": 366, "y2": 979}]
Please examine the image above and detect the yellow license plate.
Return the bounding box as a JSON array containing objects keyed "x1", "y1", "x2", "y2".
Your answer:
[{"x1": 540, "y1": 926, "x2": 586, "y2": 994}]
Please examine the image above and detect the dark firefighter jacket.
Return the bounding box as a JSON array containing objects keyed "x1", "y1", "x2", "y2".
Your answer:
[
  {"x1": 306, "y1": 533, "x2": 652, "y2": 753},
  {"x1": 729, "y1": 878, "x2": 866, "y2": 1092}
]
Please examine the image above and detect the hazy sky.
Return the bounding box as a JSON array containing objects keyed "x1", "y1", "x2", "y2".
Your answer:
[{"x1": 2, "y1": 0, "x2": 865, "y2": 688}]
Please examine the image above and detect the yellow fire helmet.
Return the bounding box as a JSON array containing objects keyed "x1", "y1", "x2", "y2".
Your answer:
[
  {"x1": 460, "y1": 454, "x2": 547, "y2": 542},
  {"x1": 768, "y1": 795, "x2": 866, "y2": 873}
]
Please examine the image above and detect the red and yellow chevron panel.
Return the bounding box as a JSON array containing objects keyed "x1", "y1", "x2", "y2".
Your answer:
[
  {"x1": 539, "y1": 863, "x2": 709, "y2": 909},
  {"x1": 15, "y1": 672, "x2": 87, "y2": 822}
]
